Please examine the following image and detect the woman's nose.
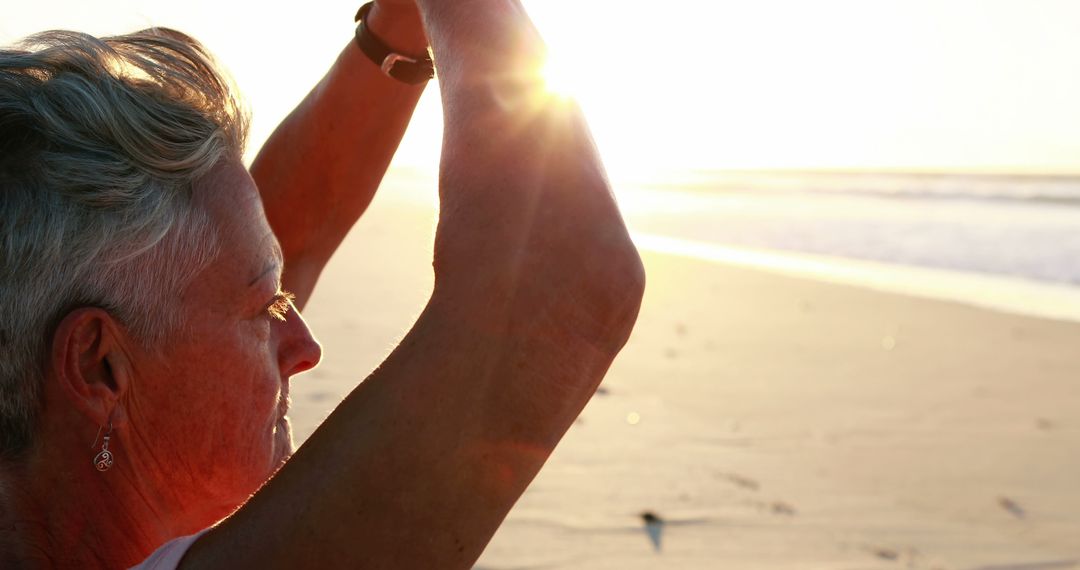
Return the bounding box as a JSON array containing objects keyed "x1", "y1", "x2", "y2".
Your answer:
[{"x1": 277, "y1": 303, "x2": 323, "y2": 376}]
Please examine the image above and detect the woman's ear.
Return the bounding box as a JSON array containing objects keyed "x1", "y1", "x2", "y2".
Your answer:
[{"x1": 49, "y1": 307, "x2": 133, "y2": 428}]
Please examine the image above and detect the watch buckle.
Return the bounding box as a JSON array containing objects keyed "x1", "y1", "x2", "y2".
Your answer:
[{"x1": 381, "y1": 53, "x2": 417, "y2": 77}]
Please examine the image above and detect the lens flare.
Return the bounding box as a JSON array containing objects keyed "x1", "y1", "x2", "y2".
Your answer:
[{"x1": 541, "y1": 56, "x2": 577, "y2": 98}]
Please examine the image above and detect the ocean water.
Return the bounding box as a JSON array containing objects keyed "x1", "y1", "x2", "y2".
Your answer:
[
  {"x1": 617, "y1": 171, "x2": 1080, "y2": 321},
  {"x1": 384, "y1": 168, "x2": 1080, "y2": 321}
]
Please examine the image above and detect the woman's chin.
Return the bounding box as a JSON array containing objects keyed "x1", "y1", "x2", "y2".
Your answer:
[{"x1": 272, "y1": 415, "x2": 295, "y2": 469}]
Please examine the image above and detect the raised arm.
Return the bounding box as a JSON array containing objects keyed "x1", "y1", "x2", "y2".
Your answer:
[
  {"x1": 251, "y1": 1, "x2": 429, "y2": 308},
  {"x1": 185, "y1": 1, "x2": 644, "y2": 568}
]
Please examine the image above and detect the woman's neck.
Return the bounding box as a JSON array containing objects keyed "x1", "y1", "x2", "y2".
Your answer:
[{"x1": 0, "y1": 448, "x2": 188, "y2": 569}]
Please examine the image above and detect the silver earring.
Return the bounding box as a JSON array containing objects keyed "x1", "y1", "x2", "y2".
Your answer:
[{"x1": 91, "y1": 422, "x2": 115, "y2": 472}]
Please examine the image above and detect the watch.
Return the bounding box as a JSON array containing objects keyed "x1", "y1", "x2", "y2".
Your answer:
[{"x1": 354, "y1": 2, "x2": 435, "y2": 85}]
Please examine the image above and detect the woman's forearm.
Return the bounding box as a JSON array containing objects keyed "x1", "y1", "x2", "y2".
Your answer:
[
  {"x1": 252, "y1": 4, "x2": 429, "y2": 308},
  {"x1": 418, "y1": 0, "x2": 644, "y2": 361}
]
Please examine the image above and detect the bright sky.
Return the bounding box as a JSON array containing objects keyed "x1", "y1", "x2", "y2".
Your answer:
[{"x1": 4, "y1": 1, "x2": 1080, "y2": 177}]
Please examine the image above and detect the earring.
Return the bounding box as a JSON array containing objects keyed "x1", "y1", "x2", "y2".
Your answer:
[{"x1": 91, "y1": 422, "x2": 115, "y2": 472}]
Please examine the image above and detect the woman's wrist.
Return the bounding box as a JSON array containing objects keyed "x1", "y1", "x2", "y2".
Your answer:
[{"x1": 365, "y1": 2, "x2": 430, "y2": 57}]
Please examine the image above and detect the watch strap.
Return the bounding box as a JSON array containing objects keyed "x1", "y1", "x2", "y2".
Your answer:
[{"x1": 354, "y1": 2, "x2": 434, "y2": 85}]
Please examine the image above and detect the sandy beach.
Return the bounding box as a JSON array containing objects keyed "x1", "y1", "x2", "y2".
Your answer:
[{"x1": 291, "y1": 172, "x2": 1080, "y2": 570}]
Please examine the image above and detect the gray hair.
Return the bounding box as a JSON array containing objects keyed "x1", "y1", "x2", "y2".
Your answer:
[{"x1": 0, "y1": 28, "x2": 248, "y2": 461}]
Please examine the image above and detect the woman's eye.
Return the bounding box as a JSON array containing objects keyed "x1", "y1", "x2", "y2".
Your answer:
[{"x1": 266, "y1": 290, "x2": 296, "y2": 321}]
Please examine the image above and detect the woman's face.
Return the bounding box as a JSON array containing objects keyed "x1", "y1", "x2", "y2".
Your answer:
[{"x1": 121, "y1": 161, "x2": 322, "y2": 525}]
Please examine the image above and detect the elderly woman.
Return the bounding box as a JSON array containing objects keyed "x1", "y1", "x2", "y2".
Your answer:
[{"x1": 0, "y1": 0, "x2": 643, "y2": 568}]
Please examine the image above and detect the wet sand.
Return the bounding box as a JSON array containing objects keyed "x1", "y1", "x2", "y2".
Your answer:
[{"x1": 292, "y1": 173, "x2": 1080, "y2": 569}]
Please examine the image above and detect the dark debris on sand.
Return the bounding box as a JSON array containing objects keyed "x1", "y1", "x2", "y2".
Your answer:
[{"x1": 998, "y1": 496, "x2": 1026, "y2": 519}]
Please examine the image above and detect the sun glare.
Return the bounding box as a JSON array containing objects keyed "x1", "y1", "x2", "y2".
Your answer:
[
  {"x1": 4, "y1": 1, "x2": 1080, "y2": 174},
  {"x1": 540, "y1": 56, "x2": 577, "y2": 98}
]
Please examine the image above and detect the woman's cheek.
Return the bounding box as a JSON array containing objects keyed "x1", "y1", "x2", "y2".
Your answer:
[{"x1": 245, "y1": 314, "x2": 273, "y2": 343}]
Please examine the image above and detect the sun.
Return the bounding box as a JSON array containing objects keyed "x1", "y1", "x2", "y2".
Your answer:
[{"x1": 540, "y1": 55, "x2": 579, "y2": 99}]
